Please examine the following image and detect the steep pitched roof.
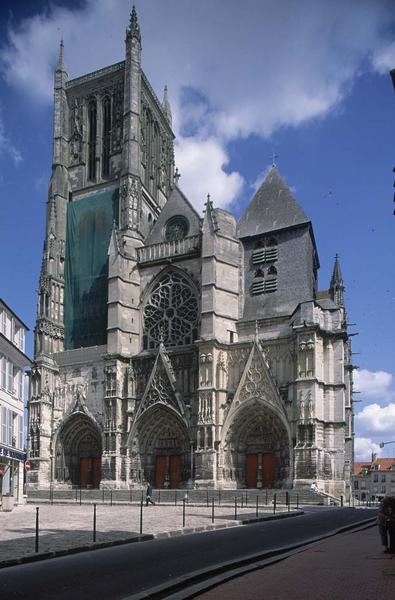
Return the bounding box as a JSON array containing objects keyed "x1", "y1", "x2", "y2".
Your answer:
[
  {"x1": 144, "y1": 185, "x2": 201, "y2": 245},
  {"x1": 237, "y1": 166, "x2": 310, "y2": 238}
]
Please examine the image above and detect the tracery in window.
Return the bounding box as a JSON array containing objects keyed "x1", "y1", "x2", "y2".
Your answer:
[{"x1": 143, "y1": 270, "x2": 199, "y2": 350}]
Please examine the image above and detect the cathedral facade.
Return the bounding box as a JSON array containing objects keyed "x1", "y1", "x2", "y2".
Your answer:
[{"x1": 27, "y1": 8, "x2": 354, "y2": 498}]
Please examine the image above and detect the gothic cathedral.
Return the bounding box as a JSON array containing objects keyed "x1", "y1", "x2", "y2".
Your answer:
[{"x1": 27, "y1": 8, "x2": 353, "y2": 498}]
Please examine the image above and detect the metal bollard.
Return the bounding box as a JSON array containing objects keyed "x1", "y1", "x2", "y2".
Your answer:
[
  {"x1": 206, "y1": 489, "x2": 209, "y2": 507},
  {"x1": 158, "y1": 489, "x2": 161, "y2": 505},
  {"x1": 102, "y1": 488, "x2": 105, "y2": 504},
  {"x1": 234, "y1": 496, "x2": 238, "y2": 520},
  {"x1": 245, "y1": 492, "x2": 248, "y2": 507},
  {"x1": 75, "y1": 487, "x2": 78, "y2": 503},
  {"x1": 79, "y1": 487, "x2": 82, "y2": 506},
  {"x1": 288, "y1": 498, "x2": 290, "y2": 512},
  {"x1": 212, "y1": 498, "x2": 215, "y2": 524},
  {"x1": 175, "y1": 490, "x2": 177, "y2": 506},
  {"x1": 140, "y1": 500, "x2": 143, "y2": 535},
  {"x1": 93, "y1": 503, "x2": 97, "y2": 542},
  {"x1": 110, "y1": 489, "x2": 113, "y2": 506},
  {"x1": 241, "y1": 495, "x2": 244, "y2": 509},
  {"x1": 35, "y1": 507, "x2": 39, "y2": 553},
  {"x1": 273, "y1": 493, "x2": 277, "y2": 514},
  {"x1": 218, "y1": 489, "x2": 221, "y2": 506},
  {"x1": 286, "y1": 491, "x2": 289, "y2": 506},
  {"x1": 256, "y1": 495, "x2": 258, "y2": 518},
  {"x1": 341, "y1": 495, "x2": 343, "y2": 507},
  {"x1": 265, "y1": 490, "x2": 268, "y2": 506},
  {"x1": 182, "y1": 499, "x2": 186, "y2": 527},
  {"x1": 297, "y1": 494, "x2": 299, "y2": 511}
]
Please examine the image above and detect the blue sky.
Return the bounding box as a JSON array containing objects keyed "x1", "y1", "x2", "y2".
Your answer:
[{"x1": 0, "y1": 0, "x2": 394, "y2": 459}]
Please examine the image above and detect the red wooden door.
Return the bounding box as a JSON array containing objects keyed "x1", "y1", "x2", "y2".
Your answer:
[
  {"x1": 170, "y1": 455, "x2": 181, "y2": 488},
  {"x1": 80, "y1": 457, "x2": 89, "y2": 488},
  {"x1": 155, "y1": 456, "x2": 166, "y2": 488},
  {"x1": 245, "y1": 454, "x2": 258, "y2": 488},
  {"x1": 263, "y1": 453, "x2": 277, "y2": 487},
  {"x1": 92, "y1": 458, "x2": 101, "y2": 489}
]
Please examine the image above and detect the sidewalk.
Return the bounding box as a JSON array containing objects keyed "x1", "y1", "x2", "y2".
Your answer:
[
  {"x1": 196, "y1": 525, "x2": 395, "y2": 600},
  {"x1": 0, "y1": 502, "x2": 297, "y2": 564}
]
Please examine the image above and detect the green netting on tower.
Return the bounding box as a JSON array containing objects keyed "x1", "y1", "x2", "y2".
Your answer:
[{"x1": 64, "y1": 189, "x2": 118, "y2": 350}]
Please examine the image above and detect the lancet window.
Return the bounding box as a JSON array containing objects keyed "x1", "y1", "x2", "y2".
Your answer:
[
  {"x1": 88, "y1": 98, "x2": 97, "y2": 181},
  {"x1": 143, "y1": 271, "x2": 199, "y2": 350},
  {"x1": 102, "y1": 96, "x2": 111, "y2": 178}
]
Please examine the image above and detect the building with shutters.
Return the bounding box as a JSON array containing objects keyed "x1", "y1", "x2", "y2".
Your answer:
[
  {"x1": 27, "y1": 7, "x2": 354, "y2": 498},
  {"x1": 0, "y1": 298, "x2": 31, "y2": 505}
]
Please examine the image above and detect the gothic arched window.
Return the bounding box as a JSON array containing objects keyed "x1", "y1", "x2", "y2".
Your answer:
[
  {"x1": 88, "y1": 98, "x2": 97, "y2": 181},
  {"x1": 143, "y1": 270, "x2": 199, "y2": 350},
  {"x1": 102, "y1": 96, "x2": 111, "y2": 178}
]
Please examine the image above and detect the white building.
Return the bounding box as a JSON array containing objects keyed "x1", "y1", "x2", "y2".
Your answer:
[{"x1": 0, "y1": 298, "x2": 31, "y2": 505}]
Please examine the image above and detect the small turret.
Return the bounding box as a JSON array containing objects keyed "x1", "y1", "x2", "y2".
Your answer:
[
  {"x1": 329, "y1": 254, "x2": 345, "y2": 307},
  {"x1": 162, "y1": 85, "x2": 172, "y2": 126}
]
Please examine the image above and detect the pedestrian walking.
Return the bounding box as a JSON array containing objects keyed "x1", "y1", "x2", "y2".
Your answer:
[
  {"x1": 146, "y1": 482, "x2": 155, "y2": 506},
  {"x1": 378, "y1": 495, "x2": 395, "y2": 553}
]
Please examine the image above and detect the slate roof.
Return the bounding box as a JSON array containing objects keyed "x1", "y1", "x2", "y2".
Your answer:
[{"x1": 237, "y1": 166, "x2": 310, "y2": 238}]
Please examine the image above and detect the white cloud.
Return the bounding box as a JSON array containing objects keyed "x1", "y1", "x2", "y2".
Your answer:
[
  {"x1": 175, "y1": 136, "x2": 244, "y2": 212},
  {"x1": 0, "y1": 112, "x2": 22, "y2": 166},
  {"x1": 353, "y1": 369, "x2": 393, "y2": 398},
  {"x1": 355, "y1": 403, "x2": 395, "y2": 435},
  {"x1": 354, "y1": 437, "x2": 382, "y2": 461},
  {"x1": 372, "y1": 40, "x2": 395, "y2": 74}
]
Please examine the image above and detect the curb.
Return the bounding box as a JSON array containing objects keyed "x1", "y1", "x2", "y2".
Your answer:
[
  {"x1": 123, "y1": 516, "x2": 377, "y2": 600},
  {"x1": 0, "y1": 510, "x2": 303, "y2": 570}
]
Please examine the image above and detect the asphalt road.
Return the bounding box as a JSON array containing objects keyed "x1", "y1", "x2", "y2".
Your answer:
[{"x1": 0, "y1": 508, "x2": 376, "y2": 600}]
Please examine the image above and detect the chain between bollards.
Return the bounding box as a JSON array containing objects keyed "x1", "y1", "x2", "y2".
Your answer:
[
  {"x1": 140, "y1": 500, "x2": 143, "y2": 535},
  {"x1": 35, "y1": 507, "x2": 39, "y2": 553},
  {"x1": 93, "y1": 503, "x2": 97, "y2": 542}
]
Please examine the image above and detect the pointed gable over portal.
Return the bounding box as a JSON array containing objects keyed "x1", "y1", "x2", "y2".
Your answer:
[
  {"x1": 134, "y1": 343, "x2": 186, "y2": 423},
  {"x1": 237, "y1": 166, "x2": 310, "y2": 238},
  {"x1": 226, "y1": 337, "x2": 286, "y2": 423}
]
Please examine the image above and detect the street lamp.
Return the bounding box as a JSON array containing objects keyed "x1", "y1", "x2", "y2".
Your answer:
[{"x1": 379, "y1": 441, "x2": 395, "y2": 448}]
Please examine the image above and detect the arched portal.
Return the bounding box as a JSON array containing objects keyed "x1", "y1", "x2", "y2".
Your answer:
[
  {"x1": 222, "y1": 400, "x2": 292, "y2": 489},
  {"x1": 129, "y1": 406, "x2": 190, "y2": 488},
  {"x1": 54, "y1": 413, "x2": 102, "y2": 488}
]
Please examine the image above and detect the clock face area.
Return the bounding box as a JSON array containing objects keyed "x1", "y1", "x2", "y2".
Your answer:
[{"x1": 164, "y1": 216, "x2": 189, "y2": 242}]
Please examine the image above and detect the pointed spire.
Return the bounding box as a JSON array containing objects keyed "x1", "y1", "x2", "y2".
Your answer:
[
  {"x1": 202, "y1": 193, "x2": 219, "y2": 233},
  {"x1": 127, "y1": 4, "x2": 141, "y2": 43},
  {"x1": 329, "y1": 254, "x2": 345, "y2": 307},
  {"x1": 162, "y1": 85, "x2": 172, "y2": 126},
  {"x1": 56, "y1": 39, "x2": 68, "y2": 74}
]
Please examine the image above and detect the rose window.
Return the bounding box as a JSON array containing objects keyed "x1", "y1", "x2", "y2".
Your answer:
[{"x1": 143, "y1": 271, "x2": 199, "y2": 349}]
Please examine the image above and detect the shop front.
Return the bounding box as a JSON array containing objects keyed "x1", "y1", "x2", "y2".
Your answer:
[{"x1": 0, "y1": 445, "x2": 26, "y2": 508}]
